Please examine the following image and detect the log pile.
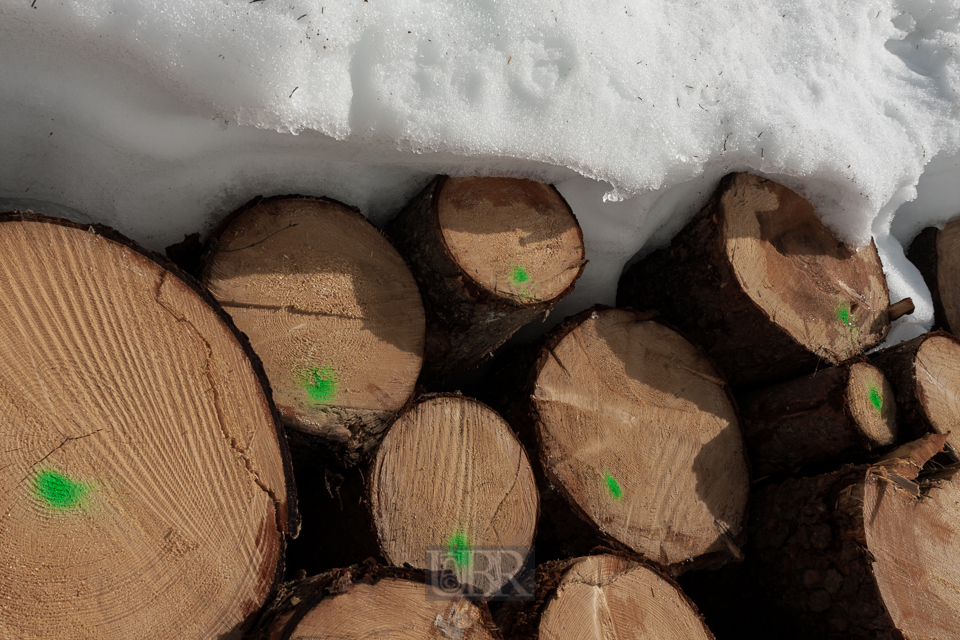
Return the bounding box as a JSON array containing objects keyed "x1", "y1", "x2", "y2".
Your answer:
[{"x1": 6, "y1": 171, "x2": 960, "y2": 639}]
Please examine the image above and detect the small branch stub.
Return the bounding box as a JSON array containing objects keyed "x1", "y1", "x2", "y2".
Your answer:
[{"x1": 887, "y1": 297, "x2": 915, "y2": 322}]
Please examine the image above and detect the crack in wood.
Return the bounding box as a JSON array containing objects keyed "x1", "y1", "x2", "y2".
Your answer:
[{"x1": 154, "y1": 272, "x2": 285, "y2": 534}]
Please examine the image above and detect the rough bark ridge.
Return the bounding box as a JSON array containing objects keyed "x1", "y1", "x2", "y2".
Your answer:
[
  {"x1": 738, "y1": 360, "x2": 898, "y2": 477},
  {"x1": 618, "y1": 173, "x2": 889, "y2": 391},
  {"x1": 386, "y1": 176, "x2": 585, "y2": 378},
  {"x1": 749, "y1": 435, "x2": 960, "y2": 639},
  {"x1": 907, "y1": 226, "x2": 947, "y2": 330}
]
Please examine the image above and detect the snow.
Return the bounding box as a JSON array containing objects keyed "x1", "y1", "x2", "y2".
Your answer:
[{"x1": 1, "y1": 0, "x2": 959, "y2": 342}]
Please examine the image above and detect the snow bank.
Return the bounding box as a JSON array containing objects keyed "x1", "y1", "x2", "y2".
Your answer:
[{"x1": 1, "y1": 0, "x2": 959, "y2": 340}]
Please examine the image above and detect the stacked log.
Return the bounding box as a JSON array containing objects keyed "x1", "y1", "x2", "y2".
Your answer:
[
  {"x1": 909, "y1": 218, "x2": 960, "y2": 333},
  {"x1": 369, "y1": 394, "x2": 539, "y2": 597},
  {"x1": 12, "y1": 172, "x2": 960, "y2": 640},
  {"x1": 0, "y1": 213, "x2": 297, "y2": 640},
  {"x1": 249, "y1": 562, "x2": 503, "y2": 639},
  {"x1": 387, "y1": 176, "x2": 585, "y2": 378},
  {"x1": 617, "y1": 172, "x2": 891, "y2": 390},
  {"x1": 738, "y1": 360, "x2": 899, "y2": 477},
  {"x1": 497, "y1": 553, "x2": 716, "y2": 639},
  {"x1": 514, "y1": 305, "x2": 750, "y2": 574},
  {"x1": 870, "y1": 331, "x2": 960, "y2": 459},
  {"x1": 747, "y1": 435, "x2": 960, "y2": 639},
  {"x1": 199, "y1": 195, "x2": 425, "y2": 466}
]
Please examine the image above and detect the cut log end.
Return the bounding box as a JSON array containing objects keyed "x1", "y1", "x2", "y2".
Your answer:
[
  {"x1": 0, "y1": 214, "x2": 293, "y2": 640},
  {"x1": 292, "y1": 577, "x2": 498, "y2": 639},
  {"x1": 864, "y1": 472, "x2": 960, "y2": 639},
  {"x1": 438, "y1": 176, "x2": 584, "y2": 305},
  {"x1": 388, "y1": 176, "x2": 584, "y2": 377},
  {"x1": 370, "y1": 394, "x2": 538, "y2": 596},
  {"x1": 531, "y1": 307, "x2": 749, "y2": 572},
  {"x1": 845, "y1": 362, "x2": 898, "y2": 448},
  {"x1": 252, "y1": 568, "x2": 502, "y2": 640},
  {"x1": 752, "y1": 450, "x2": 960, "y2": 638},
  {"x1": 539, "y1": 555, "x2": 715, "y2": 640},
  {"x1": 201, "y1": 196, "x2": 425, "y2": 463},
  {"x1": 723, "y1": 174, "x2": 889, "y2": 365},
  {"x1": 915, "y1": 334, "x2": 960, "y2": 453}
]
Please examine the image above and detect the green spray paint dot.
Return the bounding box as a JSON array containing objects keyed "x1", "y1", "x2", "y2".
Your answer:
[
  {"x1": 605, "y1": 471, "x2": 623, "y2": 501},
  {"x1": 301, "y1": 364, "x2": 338, "y2": 403},
  {"x1": 869, "y1": 385, "x2": 883, "y2": 411},
  {"x1": 510, "y1": 264, "x2": 530, "y2": 285},
  {"x1": 447, "y1": 530, "x2": 471, "y2": 570},
  {"x1": 836, "y1": 304, "x2": 851, "y2": 326},
  {"x1": 33, "y1": 469, "x2": 88, "y2": 510}
]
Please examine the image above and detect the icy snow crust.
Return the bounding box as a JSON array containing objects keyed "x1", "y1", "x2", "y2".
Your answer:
[{"x1": 1, "y1": 0, "x2": 959, "y2": 342}]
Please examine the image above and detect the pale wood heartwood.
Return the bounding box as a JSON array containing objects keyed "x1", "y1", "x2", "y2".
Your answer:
[
  {"x1": 291, "y1": 578, "x2": 497, "y2": 639},
  {"x1": 528, "y1": 307, "x2": 749, "y2": 573},
  {"x1": 387, "y1": 176, "x2": 584, "y2": 377},
  {"x1": 618, "y1": 173, "x2": 890, "y2": 389},
  {"x1": 437, "y1": 177, "x2": 583, "y2": 304},
  {"x1": 250, "y1": 566, "x2": 502, "y2": 640},
  {"x1": 496, "y1": 554, "x2": 715, "y2": 639},
  {"x1": 369, "y1": 394, "x2": 538, "y2": 596},
  {"x1": 539, "y1": 555, "x2": 715, "y2": 640},
  {"x1": 0, "y1": 214, "x2": 294, "y2": 640},
  {"x1": 201, "y1": 196, "x2": 425, "y2": 466}
]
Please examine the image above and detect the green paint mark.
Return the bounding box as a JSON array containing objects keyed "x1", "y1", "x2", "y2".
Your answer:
[
  {"x1": 869, "y1": 385, "x2": 883, "y2": 411},
  {"x1": 301, "y1": 364, "x2": 338, "y2": 403},
  {"x1": 33, "y1": 469, "x2": 89, "y2": 510},
  {"x1": 510, "y1": 264, "x2": 530, "y2": 285},
  {"x1": 447, "y1": 530, "x2": 471, "y2": 570},
  {"x1": 605, "y1": 471, "x2": 623, "y2": 501},
  {"x1": 836, "y1": 303, "x2": 852, "y2": 326}
]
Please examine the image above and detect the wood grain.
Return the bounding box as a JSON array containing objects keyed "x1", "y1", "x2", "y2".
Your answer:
[{"x1": 0, "y1": 214, "x2": 294, "y2": 640}]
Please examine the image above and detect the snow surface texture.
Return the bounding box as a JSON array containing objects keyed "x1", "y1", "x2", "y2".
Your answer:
[{"x1": 1, "y1": 0, "x2": 959, "y2": 343}]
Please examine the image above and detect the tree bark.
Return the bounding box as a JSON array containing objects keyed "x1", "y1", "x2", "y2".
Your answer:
[
  {"x1": 870, "y1": 330, "x2": 960, "y2": 460},
  {"x1": 519, "y1": 305, "x2": 750, "y2": 575},
  {"x1": 908, "y1": 219, "x2": 960, "y2": 334},
  {"x1": 738, "y1": 360, "x2": 899, "y2": 477},
  {"x1": 200, "y1": 195, "x2": 425, "y2": 467},
  {"x1": 386, "y1": 176, "x2": 585, "y2": 379},
  {"x1": 369, "y1": 393, "x2": 539, "y2": 597},
  {"x1": 250, "y1": 562, "x2": 503, "y2": 640},
  {"x1": 0, "y1": 212, "x2": 297, "y2": 640},
  {"x1": 748, "y1": 435, "x2": 960, "y2": 639},
  {"x1": 617, "y1": 173, "x2": 890, "y2": 391},
  {"x1": 496, "y1": 553, "x2": 715, "y2": 640}
]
